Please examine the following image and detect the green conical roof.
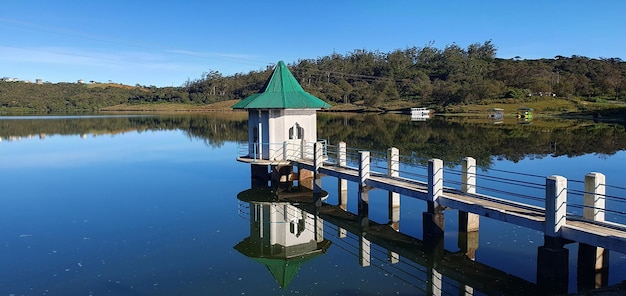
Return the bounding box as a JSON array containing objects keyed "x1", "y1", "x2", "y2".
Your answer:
[{"x1": 232, "y1": 61, "x2": 330, "y2": 109}]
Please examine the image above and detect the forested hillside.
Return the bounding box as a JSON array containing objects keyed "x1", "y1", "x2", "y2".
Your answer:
[
  {"x1": 2, "y1": 41, "x2": 625, "y2": 113},
  {"x1": 182, "y1": 41, "x2": 626, "y2": 108}
]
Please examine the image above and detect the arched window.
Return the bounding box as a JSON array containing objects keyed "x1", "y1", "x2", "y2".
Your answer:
[{"x1": 289, "y1": 123, "x2": 304, "y2": 140}]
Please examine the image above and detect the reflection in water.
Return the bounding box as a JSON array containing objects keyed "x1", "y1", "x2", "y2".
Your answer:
[
  {"x1": 235, "y1": 179, "x2": 544, "y2": 295},
  {"x1": 2, "y1": 113, "x2": 626, "y2": 167},
  {"x1": 235, "y1": 186, "x2": 331, "y2": 288}
]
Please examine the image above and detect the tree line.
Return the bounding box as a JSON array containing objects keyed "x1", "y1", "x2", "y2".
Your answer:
[
  {"x1": 182, "y1": 41, "x2": 626, "y2": 108},
  {"x1": 1, "y1": 40, "x2": 625, "y2": 113}
]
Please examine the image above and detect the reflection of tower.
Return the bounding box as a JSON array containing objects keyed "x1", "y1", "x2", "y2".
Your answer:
[{"x1": 235, "y1": 187, "x2": 331, "y2": 289}]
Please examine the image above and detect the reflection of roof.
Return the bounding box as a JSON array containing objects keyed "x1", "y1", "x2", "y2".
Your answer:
[
  {"x1": 231, "y1": 61, "x2": 330, "y2": 110},
  {"x1": 234, "y1": 237, "x2": 331, "y2": 288},
  {"x1": 236, "y1": 186, "x2": 328, "y2": 203}
]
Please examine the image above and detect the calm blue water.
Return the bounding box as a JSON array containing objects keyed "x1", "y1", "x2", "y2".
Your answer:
[{"x1": 1, "y1": 115, "x2": 625, "y2": 295}]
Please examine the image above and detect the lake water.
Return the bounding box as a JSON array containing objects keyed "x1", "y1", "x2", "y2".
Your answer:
[{"x1": 1, "y1": 113, "x2": 625, "y2": 295}]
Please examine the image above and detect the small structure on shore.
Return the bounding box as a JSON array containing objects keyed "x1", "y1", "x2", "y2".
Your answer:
[
  {"x1": 410, "y1": 107, "x2": 432, "y2": 121},
  {"x1": 517, "y1": 107, "x2": 533, "y2": 120},
  {"x1": 488, "y1": 108, "x2": 504, "y2": 120}
]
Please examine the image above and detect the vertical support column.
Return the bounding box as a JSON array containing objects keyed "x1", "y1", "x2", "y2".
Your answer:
[
  {"x1": 388, "y1": 147, "x2": 400, "y2": 229},
  {"x1": 358, "y1": 151, "x2": 370, "y2": 227},
  {"x1": 459, "y1": 157, "x2": 479, "y2": 260},
  {"x1": 282, "y1": 141, "x2": 288, "y2": 161},
  {"x1": 578, "y1": 172, "x2": 609, "y2": 290},
  {"x1": 250, "y1": 164, "x2": 269, "y2": 187},
  {"x1": 537, "y1": 175, "x2": 569, "y2": 295},
  {"x1": 338, "y1": 142, "x2": 348, "y2": 209},
  {"x1": 313, "y1": 141, "x2": 324, "y2": 207},
  {"x1": 459, "y1": 157, "x2": 479, "y2": 232},
  {"x1": 423, "y1": 158, "x2": 444, "y2": 239}
]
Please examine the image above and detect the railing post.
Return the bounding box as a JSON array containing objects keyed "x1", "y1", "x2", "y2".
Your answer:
[
  {"x1": 545, "y1": 175, "x2": 567, "y2": 237},
  {"x1": 428, "y1": 158, "x2": 443, "y2": 203},
  {"x1": 462, "y1": 157, "x2": 476, "y2": 194},
  {"x1": 338, "y1": 142, "x2": 347, "y2": 167},
  {"x1": 359, "y1": 151, "x2": 370, "y2": 188},
  {"x1": 338, "y1": 142, "x2": 348, "y2": 210},
  {"x1": 584, "y1": 172, "x2": 605, "y2": 222},
  {"x1": 283, "y1": 141, "x2": 288, "y2": 161},
  {"x1": 301, "y1": 139, "x2": 307, "y2": 159}
]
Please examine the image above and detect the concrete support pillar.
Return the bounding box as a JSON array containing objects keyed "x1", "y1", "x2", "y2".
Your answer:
[
  {"x1": 388, "y1": 147, "x2": 400, "y2": 229},
  {"x1": 424, "y1": 158, "x2": 444, "y2": 239},
  {"x1": 458, "y1": 214, "x2": 479, "y2": 260},
  {"x1": 578, "y1": 243, "x2": 609, "y2": 290},
  {"x1": 358, "y1": 151, "x2": 370, "y2": 228},
  {"x1": 423, "y1": 202, "x2": 445, "y2": 239},
  {"x1": 578, "y1": 172, "x2": 609, "y2": 290},
  {"x1": 459, "y1": 157, "x2": 480, "y2": 233},
  {"x1": 338, "y1": 142, "x2": 348, "y2": 209},
  {"x1": 313, "y1": 141, "x2": 324, "y2": 206},
  {"x1": 358, "y1": 188, "x2": 369, "y2": 228},
  {"x1": 250, "y1": 164, "x2": 269, "y2": 187},
  {"x1": 298, "y1": 168, "x2": 314, "y2": 190},
  {"x1": 338, "y1": 186, "x2": 348, "y2": 211},
  {"x1": 537, "y1": 237, "x2": 569, "y2": 295}
]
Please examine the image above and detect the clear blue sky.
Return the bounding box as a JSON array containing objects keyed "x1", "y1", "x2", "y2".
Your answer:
[{"x1": 1, "y1": 1, "x2": 624, "y2": 87}]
